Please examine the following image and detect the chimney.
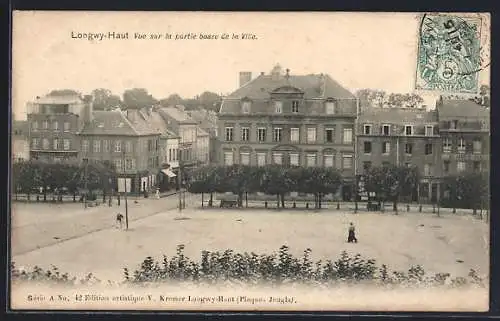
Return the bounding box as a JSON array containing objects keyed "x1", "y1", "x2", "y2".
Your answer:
[
  {"x1": 260, "y1": 72, "x2": 265, "y2": 76},
  {"x1": 271, "y1": 64, "x2": 282, "y2": 81},
  {"x1": 239, "y1": 72, "x2": 252, "y2": 88},
  {"x1": 82, "y1": 94, "x2": 94, "y2": 124}
]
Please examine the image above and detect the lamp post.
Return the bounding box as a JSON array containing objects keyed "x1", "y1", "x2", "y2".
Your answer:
[
  {"x1": 122, "y1": 149, "x2": 129, "y2": 230},
  {"x1": 83, "y1": 157, "x2": 88, "y2": 210}
]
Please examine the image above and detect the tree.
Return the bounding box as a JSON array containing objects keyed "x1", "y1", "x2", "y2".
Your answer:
[
  {"x1": 91, "y1": 88, "x2": 123, "y2": 110},
  {"x1": 198, "y1": 91, "x2": 222, "y2": 112},
  {"x1": 387, "y1": 93, "x2": 424, "y2": 108},
  {"x1": 122, "y1": 88, "x2": 157, "y2": 109},
  {"x1": 159, "y1": 94, "x2": 183, "y2": 107},
  {"x1": 355, "y1": 89, "x2": 386, "y2": 110}
]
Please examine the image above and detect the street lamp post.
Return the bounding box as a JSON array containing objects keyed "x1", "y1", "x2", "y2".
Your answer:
[
  {"x1": 83, "y1": 157, "x2": 88, "y2": 210},
  {"x1": 122, "y1": 149, "x2": 129, "y2": 230}
]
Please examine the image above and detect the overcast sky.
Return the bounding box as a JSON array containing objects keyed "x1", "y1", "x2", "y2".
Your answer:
[{"x1": 12, "y1": 11, "x2": 490, "y2": 120}]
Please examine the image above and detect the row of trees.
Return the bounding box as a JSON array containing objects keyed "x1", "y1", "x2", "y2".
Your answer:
[
  {"x1": 187, "y1": 164, "x2": 489, "y2": 214},
  {"x1": 12, "y1": 159, "x2": 117, "y2": 202},
  {"x1": 48, "y1": 88, "x2": 222, "y2": 112}
]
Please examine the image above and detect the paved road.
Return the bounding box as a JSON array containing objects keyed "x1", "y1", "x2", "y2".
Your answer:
[{"x1": 11, "y1": 193, "x2": 200, "y2": 256}]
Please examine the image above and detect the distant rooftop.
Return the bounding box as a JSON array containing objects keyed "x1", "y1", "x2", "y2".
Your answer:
[
  {"x1": 159, "y1": 107, "x2": 197, "y2": 124},
  {"x1": 34, "y1": 95, "x2": 83, "y2": 105},
  {"x1": 359, "y1": 107, "x2": 437, "y2": 123},
  {"x1": 437, "y1": 99, "x2": 490, "y2": 119}
]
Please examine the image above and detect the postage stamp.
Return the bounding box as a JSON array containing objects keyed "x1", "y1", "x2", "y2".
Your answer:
[{"x1": 416, "y1": 14, "x2": 482, "y2": 94}]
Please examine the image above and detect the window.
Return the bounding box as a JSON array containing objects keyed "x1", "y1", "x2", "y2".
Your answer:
[
  {"x1": 242, "y1": 101, "x2": 251, "y2": 114},
  {"x1": 424, "y1": 164, "x2": 432, "y2": 176},
  {"x1": 31, "y1": 138, "x2": 39, "y2": 148},
  {"x1": 125, "y1": 141, "x2": 132, "y2": 153},
  {"x1": 473, "y1": 161, "x2": 481, "y2": 172},
  {"x1": 273, "y1": 153, "x2": 283, "y2": 165},
  {"x1": 363, "y1": 124, "x2": 372, "y2": 135},
  {"x1": 63, "y1": 139, "x2": 70, "y2": 151},
  {"x1": 82, "y1": 140, "x2": 89, "y2": 152},
  {"x1": 451, "y1": 120, "x2": 458, "y2": 130},
  {"x1": 425, "y1": 143, "x2": 433, "y2": 155},
  {"x1": 473, "y1": 140, "x2": 482, "y2": 154},
  {"x1": 257, "y1": 153, "x2": 266, "y2": 166},
  {"x1": 225, "y1": 127, "x2": 233, "y2": 141},
  {"x1": 405, "y1": 143, "x2": 413, "y2": 155},
  {"x1": 457, "y1": 161, "x2": 466, "y2": 172},
  {"x1": 290, "y1": 153, "x2": 299, "y2": 166},
  {"x1": 43, "y1": 120, "x2": 49, "y2": 130},
  {"x1": 290, "y1": 128, "x2": 299, "y2": 143},
  {"x1": 382, "y1": 124, "x2": 390, "y2": 136},
  {"x1": 240, "y1": 152, "x2": 250, "y2": 165},
  {"x1": 443, "y1": 161, "x2": 450, "y2": 173},
  {"x1": 31, "y1": 121, "x2": 38, "y2": 132},
  {"x1": 115, "y1": 159, "x2": 122, "y2": 171},
  {"x1": 443, "y1": 138, "x2": 452, "y2": 153},
  {"x1": 382, "y1": 142, "x2": 391, "y2": 155},
  {"x1": 114, "y1": 141, "x2": 121, "y2": 152},
  {"x1": 325, "y1": 101, "x2": 335, "y2": 114},
  {"x1": 306, "y1": 154, "x2": 316, "y2": 167},
  {"x1": 52, "y1": 121, "x2": 59, "y2": 131},
  {"x1": 241, "y1": 127, "x2": 249, "y2": 141},
  {"x1": 292, "y1": 100, "x2": 299, "y2": 113},
  {"x1": 125, "y1": 158, "x2": 134, "y2": 170},
  {"x1": 425, "y1": 125, "x2": 434, "y2": 136},
  {"x1": 103, "y1": 140, "x2": 109, "y2": 152},
  {"x1": 342, "y1": 154, "x2": 353, "y2": 169},
  {"x1": 364, "y1": 141, "x2": 372, "y2": 154},
  {"x1": 274, "y1": 101, "x2": 283, "y2": 113},
  {"x1": 92, "y1": 140, "x2": 100, "y2": 153},
  {"x1": 404, "y1": 125, "x2": 413, "y2": 136},
  {"x1": 307, "y1": 128, "x2": 317, "y2": 143},
  {"x1": 53, "y1": 139, "x2": 58, "y2": 150},
  {"x1": 363, "y1": 161, "x2": 372, "y2": 172},
  {"x1": 257, "y1": 128, "x2": 266, "y2": 142},
  {"x1": 224, "y1": 151, "x2": 234, "y2": 165},
  {"x1": 343, "y1": 128, "x2": 353, "y2": 144},
  {"x1": 325, "y1": 128, "x2": 334, "y2": 143},
  {"x1": 64, "y1": 122, "x2": 70, "y2": 132},
  {"x1": 273, "y1": 128, "x2": 282, "y2": 142},
  {"x1": 324, "y1": 154, "x2": 334, "y2": 167},
  {"x1": 458, "y1": 138, "x2": 466, "y2": 153}
]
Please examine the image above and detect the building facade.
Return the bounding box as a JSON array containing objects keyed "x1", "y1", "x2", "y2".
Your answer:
[
  {"x1": 357, "y1": 107, "x2": 441, "y2": 201},
  {"x1": 218, "y1": 66, "x2": 357, "y2": 177},
  {"x1": 27, "y1": 94, "x2": 88, "y2": 161},
  {"x1": 12, "y1": 120, "x2": 30, "y2": 162},
  {"x1": 437, "y1": 98, "x2": 490, "y2": 176},
  {"x1": 77, "y1": 108, "x2": 161, "y2": 194}
]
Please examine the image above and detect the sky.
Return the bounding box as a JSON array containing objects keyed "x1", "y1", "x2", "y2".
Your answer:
[{"x1": 12, "y1": 11, "x2": 490, "y2": 120}]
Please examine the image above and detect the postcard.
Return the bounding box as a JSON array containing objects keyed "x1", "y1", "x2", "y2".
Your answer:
[{"x1": 10, "y1": 11, "x2": 490, "y2": 312}]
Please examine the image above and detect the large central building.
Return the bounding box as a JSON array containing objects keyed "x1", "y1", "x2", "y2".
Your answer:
[{"x1": 218, "y1": 65, "x2": 358, "y2": 193}]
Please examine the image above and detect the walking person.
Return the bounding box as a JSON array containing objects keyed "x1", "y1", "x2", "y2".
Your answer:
[
  {"x1": 116, "y1": 212, "x2": 124, "y2": 229},
  {"x1": 347, "y1": 222, "x2": 358, "y2": 243}
]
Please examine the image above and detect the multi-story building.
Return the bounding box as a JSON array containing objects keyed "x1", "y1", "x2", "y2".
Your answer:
[
  {"x1": 27, "y1": 94, "x2": 88, "y2": 161},
  {"x1": 188, "y1": 108, "x2": 219, "y2": 164},
  {"x1": 218, "y1": 65, "x2": 357, "y2": 198},
  {"x1": 357, "y1": 107, "x2": 441, "y2": 202},
  {"x1": 158, "y1": 106, "x2": 209, "y2": 167},
  {"x1": 12, "y1": 120, "x2": 30, "y2": 162},
  {"x1": 77, "y1": 106, "x2": 161, "y2": 194},
  {"x1": 436, "y1": 98, "x2": 490, "y2": 176}
]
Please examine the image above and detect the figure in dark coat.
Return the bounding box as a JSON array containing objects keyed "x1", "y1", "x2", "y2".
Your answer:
[{"x1": 347, "y1": 222, "x2": 358, "y2": 243}]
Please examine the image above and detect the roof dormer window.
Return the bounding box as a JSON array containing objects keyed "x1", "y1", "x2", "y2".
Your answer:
[
  {"x1": 325, "y1": 99, "x2": 335, "y2": 115},
  {"x1": 242, "y1": 101, "x2": 251, "y2": 114}
]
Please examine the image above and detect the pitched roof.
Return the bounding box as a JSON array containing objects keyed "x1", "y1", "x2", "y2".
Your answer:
[
  {"x1": 125, "y1": 110, "x2": 160, "y2": 136},
  {"x1": 359, "y1": 108, "x2": 437, "y2": 124},
  {"x1": 224, "y1": 73, "x2": 355, "y2": 101},
  {"x1": 79, "y1": 110, "x2": 158, "y2": 136},
  {"x1": 438, "y1": 99, "x2": 490, "y2": 119},
  {"x1": 159, "y1": 107, "x2": 197, "y2": 124},
  {"x1": 34, "y1": 95, "x2": 83, "y2": 105},
  {"x1": 146, "y1": 110, "x2": 180, "y2": 139}
]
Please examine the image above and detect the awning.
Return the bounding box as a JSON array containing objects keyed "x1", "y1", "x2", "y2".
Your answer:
[{"x1": 161, "y1": 169, "x2": 177, "y2": 178}]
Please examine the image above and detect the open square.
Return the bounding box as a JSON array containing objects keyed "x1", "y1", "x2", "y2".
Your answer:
[{"x1": 11, "y1": 200, "x2": 489, "y2": 283}]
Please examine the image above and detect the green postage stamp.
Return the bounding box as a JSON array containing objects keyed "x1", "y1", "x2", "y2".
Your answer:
[{"x1": 416, "y1": 14, "x2": 483, "y2": 94}]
